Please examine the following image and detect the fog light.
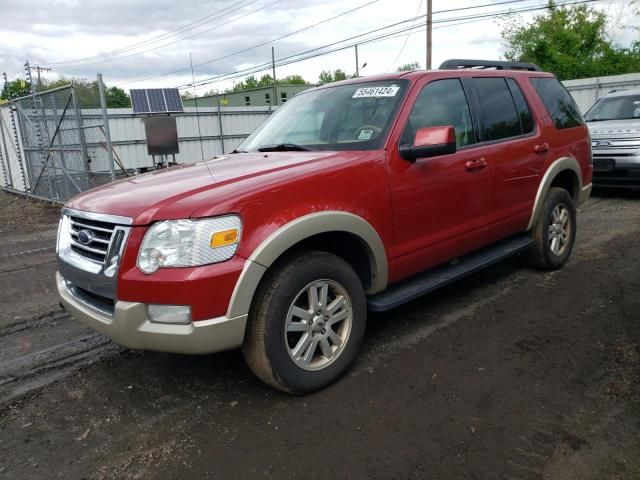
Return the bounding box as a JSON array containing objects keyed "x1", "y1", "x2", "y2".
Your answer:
[{"x1": 148, "y1": 305, "x2": 192, "y2": 325}]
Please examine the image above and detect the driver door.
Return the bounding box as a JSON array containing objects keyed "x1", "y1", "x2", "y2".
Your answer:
[{"x1": 387, "y1": 77, "x2": 493, "y2": 281}]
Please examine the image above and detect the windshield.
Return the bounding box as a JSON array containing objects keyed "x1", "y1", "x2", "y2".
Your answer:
[
  {"x1": 236, "y1": 80, "x2": 408, "y2": 152},
  {"x1": 584, "y1": 94, "x2": 640, "y2": 122}
]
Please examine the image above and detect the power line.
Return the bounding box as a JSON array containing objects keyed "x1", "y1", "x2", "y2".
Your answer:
[
  {"x1": 47, "y1": 0, "x2": 258, "y2": 65},
  {"x1": 119, "y1": 0, "x2": 537, "y2": 87},
  {"x1": 182, "y1": 0, "x2": 602, "y2": 91},
  {"x1": 61, "y1": 0, "x2": 285, "y2": 67},
  {"x1": 119, "y1": 0, "x2": 382, "y2": 86},
  {"x1": 387, "y1": 0, "x2": 425, "y2": 72}
]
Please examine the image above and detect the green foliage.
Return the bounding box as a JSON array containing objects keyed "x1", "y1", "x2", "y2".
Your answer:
[
  {"x1": 317, "y1": 69, "x2": 356, "y2": 84},
  {"x1": 45, "y1": 77, "x2": 131, "y2": 108},
  {"x1": 105, "y1": 86, "x2": 131, "y2": 108},
  {"x1": 1, "y1": 78, "x2": 31, "y2": 100},
  {"x1": 1, "y1": 75, "x2": 130, "y2": 107},
  {"x1": 228, "y1": 73, "x2": 309, "y2": 93},
  {"x1": 397, "y1": 62, "x2": 421, "y2": 72},
  {"x1": 501, "y1": 1, "x2": 640, "y2": 80}
]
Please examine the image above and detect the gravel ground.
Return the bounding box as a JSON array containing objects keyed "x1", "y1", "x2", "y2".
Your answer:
[{"x1": 0, "y1": 189, "x2": 638, "y2": 480}]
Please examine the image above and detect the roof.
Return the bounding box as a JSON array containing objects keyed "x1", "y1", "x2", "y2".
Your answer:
[{"x1": 301, "y1": 68, "x2": 553, "y2": 95}]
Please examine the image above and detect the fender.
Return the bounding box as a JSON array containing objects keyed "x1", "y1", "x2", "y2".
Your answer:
[
  {"x1": 226, "y1": 211, "x2": 388, "y2": 319},
  {"x1": 526, "y1": 157, "x2": 590, "y2": 231}
]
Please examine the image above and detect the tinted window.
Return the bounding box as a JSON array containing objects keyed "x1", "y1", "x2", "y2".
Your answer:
[
  {"x1": 530, "y1": 77, "x2": 584, "y2": 129},
  {"x1": 472, "y1": 78, "x2": 521, "y2": 141},
  {"x1": 506, "y1": 78, "x2": 534, "y2": 133},
  {"x1": 402, "y1": 79, "x2": 475, "y2": 147}
]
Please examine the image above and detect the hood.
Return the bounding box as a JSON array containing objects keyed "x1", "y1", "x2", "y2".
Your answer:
[
  {"x1": 587, "y1": 119, "x2": 640, "y2": 137},
  {"x1": 67, "y1": 151, "x2": 345, "y2": 224}
]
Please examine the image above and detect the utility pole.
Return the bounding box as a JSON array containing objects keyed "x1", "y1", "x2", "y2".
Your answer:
[
  {"x1": 426, "y1": 0, "x2": 432, "y2": 69},
  {"x1": 25, "y1": 61, "x2": 51, "y2": 91},
  {"x1": 355, "y1": 44, "x2": 359, "y2": 77},
  {"x1": 271, "y1": 46, "x2": 278, "y2": 107}
]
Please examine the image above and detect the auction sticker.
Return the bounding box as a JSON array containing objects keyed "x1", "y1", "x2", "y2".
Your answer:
[{"x1": 352, "y1": 86, "x2": 400, "y2": 98}]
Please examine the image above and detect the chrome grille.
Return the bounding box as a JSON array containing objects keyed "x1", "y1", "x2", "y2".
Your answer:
[
  {"x1": 68, "y1": 215, "x2": 115, "y2": 265},
  {"x1": 57, "y1": 208, "x2": 132, "y2": 278}
]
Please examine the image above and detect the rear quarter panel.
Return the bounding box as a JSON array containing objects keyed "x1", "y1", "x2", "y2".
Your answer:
[{"x1": 521, "y1": 74, "x2": 593, "y2": 189}]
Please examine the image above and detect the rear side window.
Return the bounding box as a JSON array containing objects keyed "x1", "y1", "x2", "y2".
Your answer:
[
  {"x1": 530, "y1": 77, "x2": 584, "y2": 129},
  {"x1": 506, "y1": 78, "x2": 534, "y2": 134},
  {"x1": 472, "y1": 78, "x2": 522, "y2": 141}
]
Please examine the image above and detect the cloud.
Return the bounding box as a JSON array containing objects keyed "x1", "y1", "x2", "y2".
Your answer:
[{"x1": 0, "y1": 0, "x2": 635, "y2": 94}]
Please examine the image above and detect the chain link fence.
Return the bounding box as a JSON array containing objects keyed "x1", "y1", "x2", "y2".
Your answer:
[{"x1": 0, "y1": 78, "x2": 120, "y2": 203}]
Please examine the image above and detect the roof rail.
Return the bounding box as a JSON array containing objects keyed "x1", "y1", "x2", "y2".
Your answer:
[{"x1": 439, "y1": 59, "x2": 542, "y2": 72}]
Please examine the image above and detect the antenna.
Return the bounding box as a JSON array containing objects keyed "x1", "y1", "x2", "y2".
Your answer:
[{"x1": 190, "y1": 52, "x2": 206, "y2": 163}]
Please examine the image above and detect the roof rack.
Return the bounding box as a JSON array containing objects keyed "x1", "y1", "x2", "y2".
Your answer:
[{"x1": 439, "y1": 59, "x2": 542, "y2": 72}]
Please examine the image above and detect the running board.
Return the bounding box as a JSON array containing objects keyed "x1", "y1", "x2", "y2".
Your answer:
[{"x1": 367, "y1": 233, "x2": 533, "y2": 312}]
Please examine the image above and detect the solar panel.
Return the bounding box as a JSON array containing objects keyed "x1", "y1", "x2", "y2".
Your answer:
[
  {"x1": 147, "y1": 89, "x2": 165, "y2": 113},
  {"x1": 130, "y1": 89, "x2": 150, "y2": 113},
  {"x1": 129, "y1": 88, "x2": 184, "y2": 114},
  {"x1": 164, "y1": 89, "x2": 183, "y2": 112}
]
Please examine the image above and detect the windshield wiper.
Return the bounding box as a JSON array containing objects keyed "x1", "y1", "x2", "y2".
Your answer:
[{"x1": 257, "y1": 143, "x2": 312, "y2": 152}]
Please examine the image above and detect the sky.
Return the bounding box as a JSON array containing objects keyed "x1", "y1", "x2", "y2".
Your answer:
[{"x1": 0, "y1": 0, "x2": 637, "y2": 96}]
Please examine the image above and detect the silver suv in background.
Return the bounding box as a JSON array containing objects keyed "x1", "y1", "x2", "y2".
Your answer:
[{"x1": 585, "y1": 89, "x2": 640, "y2": 189}]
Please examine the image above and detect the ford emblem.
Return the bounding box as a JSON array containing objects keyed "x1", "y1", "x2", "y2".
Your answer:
[
  {"x1": 77, "y1": 229, "x2": 94, "y2": 245},
  {"x1": 596, "y1": 140, "x2": 612, "y2": 147}
]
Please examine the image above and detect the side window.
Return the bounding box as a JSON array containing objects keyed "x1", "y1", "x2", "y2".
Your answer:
[
  {"x1": 402, "y1": 79, "x2": 476, "y2": 147},
  {"x1": 530, "y1": 77, "x2": 584, "y2": 129},
  {"x1": 506, "y1": 78, "x2": 534, "y2": 134},
  {"x1": 472, "y1": 77, "x2": 521, "y2": 141}
]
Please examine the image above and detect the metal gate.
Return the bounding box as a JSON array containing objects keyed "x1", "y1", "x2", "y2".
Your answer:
[
  {"x1": 2, "y1": 82, "x2": 118, "y2": 203},
  {"x1": 10, "y1": 86, "x2": 91, "y2": 202}
]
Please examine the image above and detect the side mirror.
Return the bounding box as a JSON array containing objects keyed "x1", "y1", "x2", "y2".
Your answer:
[{"x1": 399, "y1": 125, "x2": 457, "y2": 161}]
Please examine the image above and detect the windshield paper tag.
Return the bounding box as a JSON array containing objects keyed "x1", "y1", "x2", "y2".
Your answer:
[
  {"x1": 358, "y1": 129, "x2": 374, "y2": 140},
  {"x1": 352, "y1": 86, "x2": 399, "y2": 98}
]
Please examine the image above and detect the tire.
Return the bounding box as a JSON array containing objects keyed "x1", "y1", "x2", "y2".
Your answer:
[
  {"x1": 242, "y1": 250, "x2": 367, "y2": 394},
  {"x1": 528, "y1": 187, "x2": 577, "y2": 270}
]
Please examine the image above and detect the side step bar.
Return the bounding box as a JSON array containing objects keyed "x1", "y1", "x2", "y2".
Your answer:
[{"x1": 367, "y1": 233, "x2": 533, "y2": 312}]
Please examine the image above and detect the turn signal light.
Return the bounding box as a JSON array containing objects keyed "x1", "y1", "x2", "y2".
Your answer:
[{"x1": 210, "y1": 229, "x2": 239, "y2": 248}]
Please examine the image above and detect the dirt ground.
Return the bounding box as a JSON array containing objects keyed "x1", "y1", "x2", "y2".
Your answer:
[{"x1": 0, "y1": 189, "x2": 639, "y2": 480}]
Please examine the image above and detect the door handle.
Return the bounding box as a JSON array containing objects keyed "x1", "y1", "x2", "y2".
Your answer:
[
  {"x1": 534, "y1": 142, "x2": 550, "y2": 154},
  {"x1": 465, "y1": 158, "x2": 487, "y2": 171}
]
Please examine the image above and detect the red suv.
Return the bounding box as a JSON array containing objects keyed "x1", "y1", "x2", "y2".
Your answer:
[{"x1": 56, "y1": 59, "x2": 592, "y2": 393}]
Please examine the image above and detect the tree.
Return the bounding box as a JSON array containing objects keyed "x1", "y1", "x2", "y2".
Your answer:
[
  {"x1": 397, "y1": 62, "x2": 421, "y2": 72},
  {"x1": 45, "y1": 77, "x2": 131, "y2": 108},
  {"x1": 317, "y1": 69, "x2": 355, "y2": 84},
  {"x1": 105, "y1": 86, "x2": 131, "y2": 108},
  {"x1": 501, "y1": 1, "x2": 640, "y2": 80},
  {"x1": 1, "y1": 78, "x2": 31, "y2": 100},
  {"x1": 280, "y1": 74, "x2": 306, "y2": 85},
  {"x1": 228, "y1": 73, "x2": 310, "y2": 92}
]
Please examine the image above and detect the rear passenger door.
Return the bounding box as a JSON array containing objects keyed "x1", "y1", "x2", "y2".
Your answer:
[{"x1": 467, "y1": 76, "x2": 544, "y2": 236}]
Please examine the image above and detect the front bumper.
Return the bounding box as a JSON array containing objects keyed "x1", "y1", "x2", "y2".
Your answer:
[
  {"x1": 592, "y1": 167, "x2": 640, "y2": 189},
  {"x1": 57, "y1": 272, "x2": 247, "y2": 354},
  {"x1": 592, "y1": 153, "x2": 640, "y2": 189}
]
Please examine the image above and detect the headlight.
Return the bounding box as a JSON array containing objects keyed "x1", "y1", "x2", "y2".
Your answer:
[{"x1": 137, "y1": 215, "x2": 241, "y2": 274}]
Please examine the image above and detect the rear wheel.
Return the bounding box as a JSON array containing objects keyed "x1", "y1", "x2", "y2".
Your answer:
[
  {"x1": 528, "y1": 187, "x2": 577, "y2": 270},
  {"x1": 242, "y1": 250, "x2": 366, "y2": 394}
]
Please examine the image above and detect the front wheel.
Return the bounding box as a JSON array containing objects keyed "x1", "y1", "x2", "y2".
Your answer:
[
  {"x1": 528, "y1": 187, "x2": 577, "y2": 270},
  {"x1": 242, "y1": 250, "x2": 366, "y2": 394}
]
